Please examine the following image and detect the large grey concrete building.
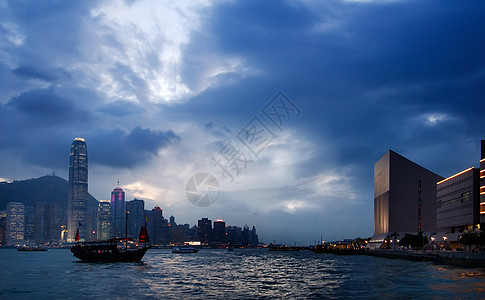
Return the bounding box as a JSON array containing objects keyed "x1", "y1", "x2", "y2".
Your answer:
[{"x1": 369, "y1": 150, "x2": 443, "y2": 248}]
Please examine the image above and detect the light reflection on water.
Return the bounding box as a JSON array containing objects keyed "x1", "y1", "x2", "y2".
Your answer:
[{"x1": 1, "y1": 248, "x2": 485, "y2": 299}]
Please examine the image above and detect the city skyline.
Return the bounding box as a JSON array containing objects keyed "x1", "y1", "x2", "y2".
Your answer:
[
  {"x1": 1, "y1": 1, "x2": 485, "y2": 244},
  {"x1": 0, "y1": 174, "x2": 262, "y2": 246}
]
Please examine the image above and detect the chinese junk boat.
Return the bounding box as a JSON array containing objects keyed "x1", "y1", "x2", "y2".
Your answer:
[{"x1": 71, "y1": 226, "x2": 151, "y2": 263}]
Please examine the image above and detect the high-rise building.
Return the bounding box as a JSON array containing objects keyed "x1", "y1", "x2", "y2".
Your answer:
[
  {"x1": 188, "y1": 225, "x2": 199, "y2": 242},
  {"x1": 251, "y1": 226, "x2": 259, "y2": 246},
  {"x1": 369, "y1": 150, "x2": 443, "y2": 249},
  {"x1": 6, "y1": 202, "x2": 25, "y2": 246},
  {"x1": 242, "y1": 224, "x2": 251, "y2": 246},
  {"x1": 480, "y1": 140, "x2": 485, "y2": 223},
  {"x1": 126, "y1": 199, "x2": 145, "y2": 239},
  {"x1": 111, "y1": 185, "x2": 126, "y2": 238},
  {"x1": 226, "y1": 225, "x2": 242, "y2": 246},
  {"x1": 148, "y1": 206, "x2": 169, "y2": 245},
  {"x1": 67, "y1": 137, "x2": 88, "y2": 242},
  {"x1": 34, "y1": 202, "x2": 63, "y2": 243},
  {"x1": 198, "y1": 218, "x2": 212, "y2": 244},
  {"x1": 436, "y1": 168, "x2": 480, "y2": 233},
  {"x1": 437, "y1": 168, "x2": 480, "y2": 233},
  {"x1": 24, "y1": 205, "x2": 34, "y2": 243},
  {"x1": 213, "y1": 219, "x2": 226, "y2": 244},
  {"x1": 0, "y1": 210, "x2": 6, "y2": 245},
  {"x1": 97, "y1": 200, "x2": 112, "y2": 240}
]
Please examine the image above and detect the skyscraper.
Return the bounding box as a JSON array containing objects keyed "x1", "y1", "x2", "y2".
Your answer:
[
  {"x1": 126, "y1": 198, "x2": 145, "y2": 239},
  {"x1": 242, "y1": 225, "x2": 251, "y2": 246},
  {"x1": 198, "y1": 218, "x2": 212, "y2": 244},
  {"x1": 213, "y1": 219, "x2": 226, "y2": 244},
  {"x1": 251, "y1": 226, "x2": 259, "y2": 247},
  {"x1": 111, "y1": 185, "x2": 126, "y2": 238},
  {"x1": 97, "y1": 200, "x2": 112, "y2": 240},
  {"x1": 6, "y1": 202, "x2": 25, "y2": 246},
  {"x1": 480, "y1": 140, "x2": 485, "y2": 223},
  {"x1": 0, "y1": 210, "x2": 6, "y2": 245},
  {"x1": 437, "y1": 168, "x2": 480, "y2": 233},
  {"x1": 149, "y1": 206, "x2": 169, "y2": 245},
  {"x1": 67, "y1": 137, "x2": 88, "y2": 242},
  {"x1": 23, "y1": 205, "x2": 34, "y2": 243},
  {"x1": 34, "y1": 202, "x2": 62, "y2": 244}
]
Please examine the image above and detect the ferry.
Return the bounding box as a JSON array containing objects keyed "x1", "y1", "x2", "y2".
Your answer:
[
  {"x1": 172, "y1": 245, "x2": 199, "y2": 253},
  {"x1": 17, "y1": 245, "x2": 48, "y2": 251}
]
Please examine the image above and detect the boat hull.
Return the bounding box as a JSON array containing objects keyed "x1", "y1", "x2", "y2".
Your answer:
[{"x1": 71, "y1": 245, "x2": 150, "y2": 263}]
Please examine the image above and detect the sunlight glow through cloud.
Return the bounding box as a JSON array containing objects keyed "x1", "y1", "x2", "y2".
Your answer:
[
  {"x1": 123, "y1": 181, "x2": 162, "y2": 201},
  {"x1": 283, "y1": 200, "x2": 310, "y2": 213},
  {"x1": 83, "y1": 0, "x2": 250, "y2": 105},
  {"x1": 423, "y1": 113, "x2": 448, "y2": 126}
]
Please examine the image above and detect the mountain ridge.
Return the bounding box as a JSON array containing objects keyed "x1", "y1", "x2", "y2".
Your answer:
[{"x1": 0, "y1": 175, "x2": 98, "y2": 210}]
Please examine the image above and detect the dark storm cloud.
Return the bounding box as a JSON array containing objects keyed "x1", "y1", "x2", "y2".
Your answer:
[
  {"x1": 12, "y1": 65, "x2": 70, "y2": 82},
  {"x1": 12, "y1": 66, "x2": 55, "y2": 81},
  {"x1": 87, "y1": 126, "x2": 180, "y2": 168},
  {"x1": 174, "y1": 0, "x2": 485, "y2": 216},
  {"x1": 6, "y1": 87, "x2": 90, "y2": 124},
  {"x1": 195, "y1": 0, "x2": 485, "y2": 103},
  {"x1": 0, "y1": 87, "x2": 94, "y2": 169},
  {"x1": 5, "y1": 0, "x2": 92, "y2": 53},
  {"x1": 0, "y1": 86, "x2": 179, "y2": 170},
  {"x1": 200, "y1": 0, "x2": 483, "y2": 156}
]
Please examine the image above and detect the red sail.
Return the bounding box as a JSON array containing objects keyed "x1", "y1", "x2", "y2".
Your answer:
[
  {"x1": 75, "y1": 228, "x2": 80, "y2": 242},
  {"x1": 139, "y1": 226, "x2": 150, "y2": 243}
]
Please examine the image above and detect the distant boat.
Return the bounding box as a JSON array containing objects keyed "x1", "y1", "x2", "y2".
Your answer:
[
  {"x1": 172, "y1": 245, "x2": 199, "y2": 253},
  {"x1": 268, "y1": 243, "x2": 303, "y2": 251},
  {"x1": 71, "y1": 226, "x2": 151, "y2": 263},
  {"x1": 17, "y1": 245, "x2": 48, "y2": 251}
]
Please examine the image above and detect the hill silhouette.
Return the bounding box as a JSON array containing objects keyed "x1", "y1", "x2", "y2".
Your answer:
[{"x1": 0, "y1": 175, "x2": 98, "y2": 210}]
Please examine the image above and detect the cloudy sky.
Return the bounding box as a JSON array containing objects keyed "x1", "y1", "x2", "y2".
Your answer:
[{"x1": 1, "y1": 0, "x2": 484, "y2": 244}]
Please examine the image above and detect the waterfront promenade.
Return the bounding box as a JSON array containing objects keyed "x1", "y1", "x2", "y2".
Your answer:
[{"x1": 336, "y1": 248, "x2": 485, "y2": 267}]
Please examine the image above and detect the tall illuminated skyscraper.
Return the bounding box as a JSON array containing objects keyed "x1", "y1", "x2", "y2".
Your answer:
[
  {"x1": 97, "y1": 200, "x2": 112, "y2": 240},
  {"x1": 6, "y1": 202, "x2": 25, "y2": 246},
  {"x1": 67, "y1": 137, "x2": 88, "y2": 242},
  {"x1": 111, "y1": 184, "x2": 126, "y2": 238}
]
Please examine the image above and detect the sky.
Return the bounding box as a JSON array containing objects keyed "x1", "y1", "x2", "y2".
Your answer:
[{"x1": 1, "y1": 0, "x2": 484, "y2": 245}]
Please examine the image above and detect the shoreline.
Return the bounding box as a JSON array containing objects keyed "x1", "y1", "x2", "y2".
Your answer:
[{"x1": 315, "y1": 248, "x2": 485, "y2": 268}]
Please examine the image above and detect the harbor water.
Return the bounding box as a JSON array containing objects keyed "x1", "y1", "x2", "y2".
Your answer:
[{"x1": 1, "y1": 248, "x2": 485, "y2": 299}]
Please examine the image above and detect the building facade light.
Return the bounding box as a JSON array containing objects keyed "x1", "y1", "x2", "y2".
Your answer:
[{"x1": 437, "y1": 167, "x2": 474, "y2": 185}]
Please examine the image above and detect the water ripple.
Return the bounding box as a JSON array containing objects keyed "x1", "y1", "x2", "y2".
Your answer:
[{"x1": 1, "y1": 248, "x2": 485, "y2": 299}]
